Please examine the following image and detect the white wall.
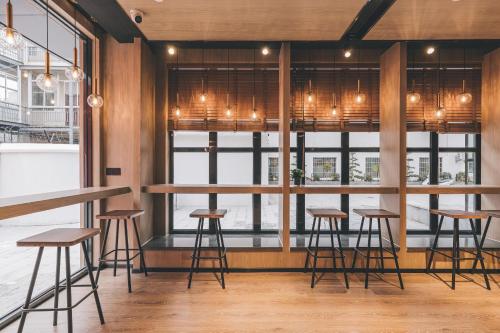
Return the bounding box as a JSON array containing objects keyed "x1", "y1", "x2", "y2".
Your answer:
[{"x1": 0, "y1": 143, "x2": 79, "y2": 224}]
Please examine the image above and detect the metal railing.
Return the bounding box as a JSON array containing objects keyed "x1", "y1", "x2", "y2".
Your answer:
[
  {"x1": 0, "y1": 102, "x2": 19, "y2": 123},
  {"x1": 0, "y1": 102, "x2": 79, "y2": 127}
]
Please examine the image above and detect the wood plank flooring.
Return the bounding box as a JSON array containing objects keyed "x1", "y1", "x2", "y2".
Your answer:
[{"x1": 4, "y1": 270, "x2": 500, "y2": 332}]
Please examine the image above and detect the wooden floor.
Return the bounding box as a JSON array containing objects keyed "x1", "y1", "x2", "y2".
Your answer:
[{"x1": 4, "y1": 270, "x2": 500, "y2": 332}]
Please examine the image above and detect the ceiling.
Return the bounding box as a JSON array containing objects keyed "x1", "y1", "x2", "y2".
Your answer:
[
  {"x1": 365, "y1": 0, "x2": 500, "y2": 40},
  {"x1": 115, "y1": 0, "x2": 367, "y2": 41}
]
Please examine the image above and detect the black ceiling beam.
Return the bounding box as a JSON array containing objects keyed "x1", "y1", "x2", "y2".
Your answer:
[
  {"x1": 341, "y1": 0, "x2": 396, "y2": 41},
  {"x1": 77, "y1": 0, "x2": 143, "y2": 43}
]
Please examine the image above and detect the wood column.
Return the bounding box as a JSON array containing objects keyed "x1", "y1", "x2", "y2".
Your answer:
[
  {"x1": 379, "y1": 42, "x2": 407, "y2": 257},
  {"x1": 278, "y1": 42, "x2": 291, "y2": 250},
  {"x1": 481, "y1": 48, "x2": 500, "y2": 241}
]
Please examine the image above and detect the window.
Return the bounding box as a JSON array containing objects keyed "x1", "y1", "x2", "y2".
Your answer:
[
  {"x1": 31, "y1": 78, "x2": 56, "y2": 106},
  {"x1": 312, "y1": 157, "x2": 337, "y2": 180},
  {"x1": 0, "y1": 73, "x2": 18, "y2": 104},
  {"x1": 365, "y1": 157, "x2": 380, "y2": 181},
  {"x1": 418, "y1": 157, "x2": 430, "y2": 180},
  {"x1": 268, "y1": 157, "x2": 279, "y2": 184}
]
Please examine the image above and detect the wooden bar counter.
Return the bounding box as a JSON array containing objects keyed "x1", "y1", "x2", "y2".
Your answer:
[{"x1": 406, "y1": 185, "x2": 500, "y2": 194}]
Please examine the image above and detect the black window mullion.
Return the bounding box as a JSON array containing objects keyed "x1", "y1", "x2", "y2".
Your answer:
[
  {"x1": 429, "y1": 132, "x2": 439, "y2": 233},
  {"x1": 296, "y1": 132, "x2": 305, "y2": 233},
  {"x1": 253, "y1": 132, "x2": 262, "y2": 232},
  {"x1": 168, "y1": 131, "x2": 174, "y2": 233},
  {"x1": 209, "y1": 132, "x2": 217, "y2": 234},
  {"x1": 340, "y1": 132, "x2": 349, "y2": 233}
]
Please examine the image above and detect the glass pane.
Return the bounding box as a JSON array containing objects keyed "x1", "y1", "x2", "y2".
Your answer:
[
  {"x1": 218, "y1": 194, "x2": 253, "y2": 230},
  {"x1": 218, "y1": 132, "x2": 252, "y2": 147},
  {"x1": 305, "y1": 152, "x2": 341, "y2": 184},
  {"x1": 350, "y1": 194, "x2": 380, "y2": 230},
  {"x1": 407, "y1": 132, "x2": 430, "y2": 148},
  {"x1": 290, "y1": 132, "x2": 297, "y2": 147},
  {"x1": 439, "y1": 133, "x2": 466, "y2": 148},
  {"x1": 173, "y1": 194, "x2": 208, "y2": 230},
  {"x1": 173, "y1": 131, "x2": 209, "y2": 148},
  {"x1": 407, "y1": 152, "x2": 430, "y2": 184},
  {"x1": 438, "y1": 152, "x2": 475, "y2": 184},
  {"x1": 263, "y1": 153, "x2": 279, "y2": 185},
  {"x1": 349, "y1": 152, "x2": 380, "y2": 184},
  {"x1": 262, "y1": 132, "x2": 278, "y2": 148},
  {"x1": 217, "y1": 153, "x2": 252, "y2": 184},
  {"x1": 407, "y1": 194, "x2": 430, "y2": 230},
  {"x1": 305, "y1": 194, "x2": 341, "y2": 230},
  {"x1": 439, "y1": 194, "x2": 475, "y2": 230},
  {"x1": 173, "y1": 152, "x2": 209, "y2": 184},
  {"x1": 349, "y1": 132, "x2": 380, "y2": 147},
  {"x1": 305, "y1": 132, "x2": 341, "y2": 147},
  {"x1": 262, "y1": 194, "x2": 279, "y2": 230}
]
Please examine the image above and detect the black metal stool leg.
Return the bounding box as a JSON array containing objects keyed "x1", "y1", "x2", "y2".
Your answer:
[
  {"x1": 96, "y1": 219, "x2": 111, "y2": 284},
  {"x1": 124, "y1": 220, "x2": 132, "y2": 293},
  {"x1": 385, "y1": 218, "x2": 404, "y2": 289},
  {"x1": 215, "y1": 219, "x2": 225, "y2": 289},
  {"x1": 328, "y1": 218, "x2": 337, "y2": 271},
  {"x1": 452, "y1": 219, "x2": 458, "y2": 290},
  {"x1": 334, "y1": 218, "x2": 349, "y2": 289},
  {"x1": 82, "y1": 241, "x2": 105, "y2": 324},
  {"x1": 304, "y1": 217, "x2": 317, "y2": 272},
  {"x1": 17, "y1": 247, "x2": 44, "y2": 333},
  {"x1": 469, "y1": 218, "x2": 490, "y2": 290},
  {"x1": 364, "y1": 218, "x2": 373, "y2": 289},
  {"x1": 217, "y1": 218, "x2": 229, "y2": 273},
  {"x1": 351, "y1": 217, "x2": 365, "y2": 269},
  {"x1": 196, "y1": 218, "x2": 205, "y2": 272},
  {"x1": 113, "y1": 220, "x2": 120, "y2": 277},
  {"x1": 53, "y1": 246, "x2": 61, "y2": 326},
  {"x1": 188, "y1": 218, "x2": 202, "y2": 288},
  {"x1": 132, "y1": 217, "x2": 148, "y2": 276},
  {"x1": 311, "y1": 218, "x2": 322, "y2": 288},
  {"x1": 64, "y1": 247, "x2": 73, "y2": 333},
  {"x1": 377, "y1": 218, "x2": 384, "y2": 271},
  {"x1": 427, "y1": 215, "x2": 445, "y2": 272},
  {"x1": 473, "y1": 216, "x2": 492, "y2": 270}
]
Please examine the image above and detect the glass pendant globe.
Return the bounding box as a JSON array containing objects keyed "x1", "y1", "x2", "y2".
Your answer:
[
  {"x1": 407, "y1": 92, "x2": 421, "y2": 104},
  {"x1": 87, "y1": 93, "x2": 104, "y2": 108},
  {"x1": 65, "y1": 66, "x2": 84, "y2": 81},
  {"x1": 35, "y1": 73, "x2": 59, "y2": 92},
  {"x1": 251, "y1": 110, "x2": 257, "y2": 120},
  {"x1": 331, "y1": 106, "x2": 337, "y2": 116},
  {"x1": 0, "y1": 26, "x2": 23, "y2": 49},
  {"x1": 225, "y1": 107, "x2": 232, "y2": 117},
  {"x1": 435, "y1": 107, "x2": 446, "y2": 119},
  {"x1": 307, "y1": 93, "x2": 313, "y2": 103},
  {"x1": 457, "y1": 92, "x2": 472, "y2": 105},
  {"x1": 354, "y1": 93, "x2": 366, "y2": 104},
  {"x1": 200, "y1": 93, "x2": 207, "y2": 103},
  {"x1": 174, "y1": 106, "x2": 181, "y2": 117}
]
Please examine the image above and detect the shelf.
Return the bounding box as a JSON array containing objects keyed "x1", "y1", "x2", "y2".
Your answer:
[
  {"x1": 407, "y1": 185, "x2": 500, "y2": 194},
  {"x1": 290, "y1": 185, "x2": 399, "y2": 194},
  {"x1": 142, "y1": 184, "x2": 282, "y2": 194},
  {"x1": 0, "y1": 186, "x2": 131, "y2": 220}
]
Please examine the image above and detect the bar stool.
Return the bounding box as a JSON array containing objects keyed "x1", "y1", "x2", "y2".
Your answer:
[
  {"x1": 95, "y1": 210, "x2": 148, "y2": 293},
  {"x1": 304, "y1": 208, "x2": 349, "y2": 288},
  {"x1": 427, "y1": 209, "x2": 489, "y2": 290},
  {"x1": 16, "y1": 228, "x2": 105, "y2": 333},
  {"x1": 351, "y1": 209, "x2": 404, "y2": 289},
  {"x1": 188, "y1": 209, "x2": 229, "y2": 289},
  {"x1": 473, "y1": 210, "x2": 500, "y2": 270}
]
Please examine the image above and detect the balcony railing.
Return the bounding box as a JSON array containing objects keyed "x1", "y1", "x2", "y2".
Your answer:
[
  {"x1": 0, "y1": 102, "x2": 19, "y2": 123},
  {"x1": 0, "y1": 102, "x2": 79, "y2": 128}
]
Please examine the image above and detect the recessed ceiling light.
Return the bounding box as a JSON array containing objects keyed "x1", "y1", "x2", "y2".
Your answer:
[
  {"x1": 426, "y1": 46, "x2": 435, "y2": 55},
  {"x1": 262, "y1": 46, "x2": 270, "y2": 55},
  {"x1": 167, "y1": 46, "x2": 176, "y2": 55}
]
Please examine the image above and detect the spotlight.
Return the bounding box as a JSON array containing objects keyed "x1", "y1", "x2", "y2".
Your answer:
[
  {"x1": 426, "y1": 46, "x2": 435, "y2": 55},
  {"x1": 261, "y1": 46, "x2": 270, "y2": 56}
]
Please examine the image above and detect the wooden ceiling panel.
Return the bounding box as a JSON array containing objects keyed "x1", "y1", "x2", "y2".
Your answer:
[
  {"x1": 365, "y1": 0, "x2": 500, "y2": 40},
  {"x1": 116, "y1": 0, "x2": 366, "y2": 41}
]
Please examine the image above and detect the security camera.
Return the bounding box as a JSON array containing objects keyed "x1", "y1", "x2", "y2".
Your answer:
[{"x1": 130, "y1": 9, "x2": 144, "y2": 24}]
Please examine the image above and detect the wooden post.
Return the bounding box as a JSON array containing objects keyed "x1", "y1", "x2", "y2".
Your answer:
[{"x1": 379, "y1": 42, "x2": 407, "y2": 257}]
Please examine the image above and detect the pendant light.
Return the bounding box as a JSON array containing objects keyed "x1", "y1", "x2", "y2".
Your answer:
[
  {"x1": 200, "y1": 47, "x2": 207, "y2": 103},
  {"x1": 173, "y1": 49, "x2": 180, "y2": 117},
  {"x1": 407, "y1": 49, "x2": 421, "y2": 104},
  {"x1": 435, "y1": 48, "x2": 445, "y2": 119},
  {"x1": 306, "y1": 49, "x2": 313, "y2": 103},
  {"x1": 354, "y1": 49, "x2": 366, "y2": 104},
  {"x1": 86, "y1": 22, "x2": 103, "y2": 108},
  {"x1": 251, "y1": 47, "x2": 258, "y2": 120},
  {"x1": 331, "y1": 50, "x2": 337, "y2": 116},
  {"x1": 0, "y1": 0, "x2": 23, "y2": 49},
  {"x1": 457, "y1": 47, "x2": 472, "y2": 105},
  {"x1": 65, "y1": 4, "x2": 84, "y2": 81},
  {"x1": 35, "y1": 0, "x2": 59, "y2": 93},
  {"x1": 225, "y1": 48, "x2": 232, "y2": 117}
]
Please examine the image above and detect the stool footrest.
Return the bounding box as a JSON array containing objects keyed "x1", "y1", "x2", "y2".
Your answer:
[
  {"x1": 21, "y1": 288, "x2": 97, "y2": 313},
  {"x1": 99, "y1": 252, "x2": 140, "y2": 263},
  {"x1": 429, "y1": 248, "x2": 483, "y2": 261},
  {"x1": 305, "y1": 248, "x2": 345, "y2": 259}
]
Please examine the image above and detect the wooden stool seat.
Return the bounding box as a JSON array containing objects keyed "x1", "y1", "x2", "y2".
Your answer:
[
  {"x1": 17, "y1": 228, "x2": 100, "y2": 247},
  {"x1": 189, "y1": 209, "x2": 227, "y2": 218},
  {"x1": 482, "y1": 210, "x2": 500, "y2": 218},
  {"x1": 430, "y1": 209, "x2": 486, "y2": 219},
  {"x1": 353, "y1": 209, "x2": 399, "y2": 219},
  {"x1": 96, "y1": 209, "x2": 144, "y2": 220},
  {"x1": 306, "y1": 208, "x2": 347, "y2": 219}
]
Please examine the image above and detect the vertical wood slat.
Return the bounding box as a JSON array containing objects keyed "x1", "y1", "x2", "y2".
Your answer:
[
  {"x1": 481, "y1": 48, "x2": 500, "y2": 241},
  {"x1": 379, "y1": 43, "x2": 407, "y2": 256},
  {"x1": 279, "y1": 43, "x2": 291, "y2": 250}
]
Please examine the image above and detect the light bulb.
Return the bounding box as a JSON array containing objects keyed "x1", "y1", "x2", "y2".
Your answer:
[
  {"x1": 174, "y1": 106, "x2": 181, "y2": 117},
  {"x1": 226, "y1": 107, "x2": 232, "y2": 117},
  {"x1": 426, "y1": 46, "x2": 435, "y2": 55},
  {"x1": 457, "y1": 92, "x2": 472, "y2": 105},
  {"x1": 65, "y1": 66, "x2": 84, "y2": 81},
  {"x1": 436, "y1": 107, "x2": 445, "y2": 119},
  {"x1": 307, "y1": 93, "x2": 313, "y2": 103},
  {"x1": 87, "y1": 94, "x2": 104, "y2": 108},
  {"x1": 331, "y1": 106, "x2": 337, "y2": 116},
  {"x1": 0, "y1": 27, "x2": 23, "y2": 49},
  {"x1": 22, "y1": 71, "x2": 29, "y2": 78},
  {"x1": 407, "y1": 92, "x2": 421, "y2": 104},
  {"x1": 252, "y1": 110, "x2": 257, "y2": 120},
  {"x1": 167, "y1": 46, "x2": 176, "y2": 55},
  {"x1": 262, "y1": 47, "x2": 270, "y2": 55},
  {"x1": 200, "y1": 93, "x2": 207, "y2": 103},
  {"x1": 344, "y1": 48, "x2": 352, "y2": 58},
  {"x1": 35, "y1": 73, "x2": 59, "y2": 92},
  {"x1": 354, "y1": 93, "x2": 366, "y2": 104}
]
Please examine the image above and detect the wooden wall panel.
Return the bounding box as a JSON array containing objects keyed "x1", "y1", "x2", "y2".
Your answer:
[
  {"x1": 379, "y1": 43, "x2": 407, "y2": 254},
  {"x1": 481, "y1": 48, "x2": 500, "y2": 241}
]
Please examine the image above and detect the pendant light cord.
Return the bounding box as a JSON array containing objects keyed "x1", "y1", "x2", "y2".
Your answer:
[
  {"x1": 45, "y1": 0, "x2": 49, "y2": 51},
  {"x1": 253, "y1": 47, "x2": 256, "y2": 109}
]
